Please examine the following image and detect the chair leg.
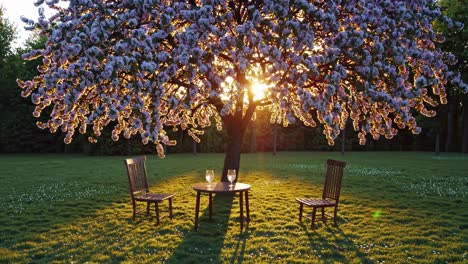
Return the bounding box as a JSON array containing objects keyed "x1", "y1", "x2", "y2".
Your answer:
[
  {"x1": 169, "y1": 198, "x2": 173, "y2": 219},
  {"x1": 299, "y1": 203, "x2": 303, "y2": 222},
  {"x1": 333, "y1": 205, "x2": 338, "y2": 225},
  {"x1": 321, "y1": 207, "x2": 325, "y2": 223},
  {"x1": 155, "y1": 202, "x2": 160, "y2": 225},
  {"x1": 311, "y1": 207, "x2": 317, "y2": 229},
  {"x1": 132, "y1": 201, "x2": 136, "y2": 221},
  {"x1": 146, "y1": 202, "x2": 150, "y2": 216}
]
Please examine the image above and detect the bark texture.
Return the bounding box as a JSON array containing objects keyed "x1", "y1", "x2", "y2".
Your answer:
[
  {"x1": 220, "y1": 100, "x2": 256, "y2": 182},
  {"x1": 222, "y1": 122, "x2": 244, "y2": 182}
]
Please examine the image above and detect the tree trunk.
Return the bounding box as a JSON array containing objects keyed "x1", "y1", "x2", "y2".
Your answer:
[
  {"x1": 463, "y1": 97, "x2": 468, "y2": 153},
  {"x1": 126, "y1": 139, "x2": 131, "y2": 155},
  {"x1": 445, "y1": 101, "x2": 456, "y2": 152},
  {"x1": 435, "y1": 131, "x2": 440, "y2": 156},
  {"x1": 341, "y1": 127, "x2": 346, "y2": 155},
  {"x1": 221, "y1": 117, "x2": 245, "y2": 182},
  {"x1": 272, "y1": 124, "x2": 277, "y2": 156},
  {"x1": 218, "y1": 77, "x2": 256, "y2": 181},
  {"x1": 178, "y1": 130, "x2": 184, "y2": 144},
  {"x1": 249, "y1": 119, "x2": 256, "y2": 153},
  {"x1": 192, "y1": 139, "x2": 197, "y2": 155}
]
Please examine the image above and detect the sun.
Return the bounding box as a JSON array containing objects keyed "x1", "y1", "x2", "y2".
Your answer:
[
  {"x1": 219, "y1": 77, "x2": 269, "y2": 103},
  {"x1": 251, "y1": 79, "x2": 268, "y2": 101}
]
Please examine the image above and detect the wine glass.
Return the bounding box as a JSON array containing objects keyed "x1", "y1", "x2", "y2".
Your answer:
[
  {"x1": 227, "y1": 169, "x2": 236, "y2": 188},
  {"x1": 205, "y1": 170, "x2": 214, "y2": 187}
]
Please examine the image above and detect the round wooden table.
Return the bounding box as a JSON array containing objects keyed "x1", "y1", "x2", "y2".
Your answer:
[{"x1": 192, "y1": 182, "x2": 251, "y2": 231}]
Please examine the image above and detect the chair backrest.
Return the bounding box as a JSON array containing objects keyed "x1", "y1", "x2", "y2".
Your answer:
[
  {"x1": 124, "y1": 156, "x2": 149, "y2": 198},
  {"x1": 322, "y1": 159, "x2": 346, "y2": 202}
]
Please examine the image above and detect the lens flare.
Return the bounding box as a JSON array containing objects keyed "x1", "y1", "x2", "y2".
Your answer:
[{"x1": 373, "y1": 210, "x2": 382, "y2": 219}]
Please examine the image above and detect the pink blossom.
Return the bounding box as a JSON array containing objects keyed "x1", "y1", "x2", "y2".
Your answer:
[{"x1": 18, "y1": 0, "x2": 467, "y2": 155}]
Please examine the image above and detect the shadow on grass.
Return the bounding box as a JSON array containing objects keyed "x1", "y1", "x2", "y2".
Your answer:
[
  {"x1": 301, "y1": 222, "x2": 372, "y2": 263},
  {"x1": 229, "y1": 229, "x2": 250, "y2": 264},
  {"x1": 14, "y1": 198, "x2": 178, "y2": 263},
  {"x1": 167, "y1": 193, "x2": 236, "y2": 263}
]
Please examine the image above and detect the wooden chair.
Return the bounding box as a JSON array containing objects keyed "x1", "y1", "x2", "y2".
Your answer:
[
  {"x1": 296, "y1": 159, "x2": 346, "y2": 229},
  {"x1": 124, "y1": 156, "x2": 174, "y2": 225}
]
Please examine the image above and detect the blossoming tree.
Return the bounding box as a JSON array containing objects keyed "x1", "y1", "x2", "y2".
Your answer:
[{"x1": 18, "y1": 0, "x2": 467, "y2": 180}]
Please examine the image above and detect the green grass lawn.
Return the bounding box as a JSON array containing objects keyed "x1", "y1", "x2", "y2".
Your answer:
[{"x1": 0, "y1": 152, "x2": 467, "y2": 263}]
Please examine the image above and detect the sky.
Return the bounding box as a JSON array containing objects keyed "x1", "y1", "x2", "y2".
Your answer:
[{"x1": 0, "y1": 0, "x2": 56, "y2": 48}]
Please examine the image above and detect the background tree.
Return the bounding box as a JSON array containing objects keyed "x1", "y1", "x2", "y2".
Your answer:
[
  {"x1": 0, "y1": 35, "x2": 65, "y2": 153},
  {"x1": 0, "y1": 9, "x2": 72, "y2": 153},
  {"x1": 436, "y1": 0, "x2": 468, "y2": 152},
  {"x1": 0, "y1": 6, "x2": 17, "y2": 151},
  {"x1": 0, "y1": 6, "x2": 15, "y2": 63},
  {"x1": 19, "y1": 0, "x2": 467, "y2": 180}
]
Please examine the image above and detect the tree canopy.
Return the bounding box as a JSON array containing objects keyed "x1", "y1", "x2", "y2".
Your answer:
[{"x1": 18, "y1": 0, "x2": 467, "y2": 162}]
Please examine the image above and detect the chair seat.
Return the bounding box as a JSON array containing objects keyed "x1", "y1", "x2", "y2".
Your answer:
[
  {"x1": 135, "y1": 193, "x2": 175, "y2": 202},
  {"x1": 296, "y1": 198, "x2": 336, "y2": 207}
]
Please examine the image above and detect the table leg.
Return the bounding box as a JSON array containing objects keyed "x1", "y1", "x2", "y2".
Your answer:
[
  {"x1": 194, "y1": 191, "x2": 201, "y2": 231},
  {"x1": 245, "y1": 191, "x2": 250, "y2": 222},
  {"x1": 240, "y1": 191, "x2": 244, "y2": 231},
  {"x1": 155, "y1": 202, "x2": 160, "y2": 226},
  {"x1": 209, "y1": 192, "x2": 213, "y2": 220}
]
